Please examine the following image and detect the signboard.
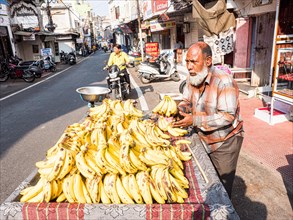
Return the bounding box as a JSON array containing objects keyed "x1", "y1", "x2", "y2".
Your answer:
[
  {"x1": 150, "y1": 19, "x2": 176, "y2": 32},
  {"x1": 145, "y1": 42, "x2": 159, "y2": 58},
  {"x1": 41, "y1": 48, "x2": 52, "y2": 57},
  {"x1": 152, "y1": 0, "x2": 168, "y2": 13},
  {"x1": 23, "y1": 34, "x2": 35, "y2": 41}
]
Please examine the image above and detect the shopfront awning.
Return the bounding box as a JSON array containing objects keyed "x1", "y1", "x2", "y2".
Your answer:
[
  {"x1": 44, "y1": 36, "x2": 56, "y2": 41},
  {"x1": 14, "y1": 31, "x2": 33, "y2": 36},
  {"x1": 114, "y1": 24, "x2": 132, "y2": 34}
]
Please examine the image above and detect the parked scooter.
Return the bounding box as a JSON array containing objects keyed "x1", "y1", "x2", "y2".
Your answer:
[
  {"x1": 43, "y1": 56, "x2": 56, "y2": 72},
  {"x1": 137, "y1": 52, "x2": 180, "y2": 84},
  {"x1": 0, "y1": 59, "x2": 35, "y2": 82},
  {"x1": 104, "y1": 65, "x2": 131, "y2": 100}
]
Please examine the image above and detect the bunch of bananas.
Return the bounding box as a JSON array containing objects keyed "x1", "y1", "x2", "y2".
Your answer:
[
  {"x1": 152, "y1": 95, "x2": 178, "y2": 117},
  {"x1": 20, "y1": 98, "x2": 192, "y2": 204}
]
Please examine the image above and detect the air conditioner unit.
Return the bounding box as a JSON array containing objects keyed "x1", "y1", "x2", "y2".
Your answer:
[{"x1": 183, "y1": 23, "x2": 190, "y2": 33}]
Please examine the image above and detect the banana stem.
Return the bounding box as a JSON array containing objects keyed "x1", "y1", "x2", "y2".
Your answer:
[{"x1": 186, "y1": 144, "x2": 209, "y2": 184}]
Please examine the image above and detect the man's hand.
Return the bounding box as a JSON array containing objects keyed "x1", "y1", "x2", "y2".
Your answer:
[{"x1": 173, "y1": 111, "x2": 193, "y2": 128}]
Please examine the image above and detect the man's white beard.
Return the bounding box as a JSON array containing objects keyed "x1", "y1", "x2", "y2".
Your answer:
[{"x1": 189, "y1": 66, "x2": 209, "y2": 87}]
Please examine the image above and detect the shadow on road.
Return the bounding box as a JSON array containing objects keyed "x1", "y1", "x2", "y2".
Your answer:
[
  {"x1": 277, "y1": 154, "x2": 293, "y2": 209},
  {"x1": 232, "y1": 175, "x2": 268, "y2": 220}
]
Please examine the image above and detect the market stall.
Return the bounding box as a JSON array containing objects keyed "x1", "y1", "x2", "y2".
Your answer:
[{"x1": 0, "y1": 96, "x2": 239, "y2": 220}]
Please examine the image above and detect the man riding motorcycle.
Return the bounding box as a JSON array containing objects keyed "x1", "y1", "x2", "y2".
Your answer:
[{"x1": 105, "y1": 44, "x2": 131, "y2": 90}]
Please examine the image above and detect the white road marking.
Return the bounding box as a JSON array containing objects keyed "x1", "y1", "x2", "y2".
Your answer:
[
  {"x1": 0, "y1": 57, "x2": 89, "y2": 102},
  {"x1": 129, "y1": 74, "x2": 149, "y2": 111}
]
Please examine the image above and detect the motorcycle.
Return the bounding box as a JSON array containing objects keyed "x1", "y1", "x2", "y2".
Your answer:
[
  {"x1": 0, "y1": 59, "x2": 35, "y2": 83},
  {"x1": 60, "y1": 50, "x2": 67, "y2": 63},
  {"x1": 128, "y1": 47, "x2": 142, "y2": 66},
  {"x1": 66, "y1": 52, "x2": 76, "y2": 65},
  {"x1": 137, "y1": 52, "x2": 180, "y2": 84},
  {"x1": 104, "y1": 65, "x2": 131, "y2": 100},
  {"x1": 103, "y1": 45, "x2": 108, "y2": 53},
  {"x1": 18, "y1": 60, "x2": 43, "y2": 78}
]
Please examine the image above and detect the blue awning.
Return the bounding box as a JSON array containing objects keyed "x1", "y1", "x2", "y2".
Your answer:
[{"x1": 0, "y1": 0, "x2": 9, "y2": 5}]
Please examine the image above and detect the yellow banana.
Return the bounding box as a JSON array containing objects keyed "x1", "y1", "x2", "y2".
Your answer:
[
  {"x1": 116, "y1": 175, "x2": 134, "y2": 204},
  {"x1": 73, "y1": 173, "x2": 87, "y2": 203},
  {"x1": 27, "y1": 191, "x2": 44, "y2": 203},
  {"x1": 62, "y1": 175, "x2": 75, "y2": 203},
  {"x1": 154, "y1": 166, "x2": 168, "y2": 201},
  {"x1": 82, "y1": 180, "x2": 92, "y2": 204},
  {"x1": 43, "y1": 180, "x2": 52, "y2": 202},
  {"x1": 136, "y1": 171, "x2": 153, "y2": 204},
  {"x1": 121, "y1": 175, "x2": 133, "y2": 200},
  {"x1": 47, "y1": 147, "x2": 66, "y2": 181},
  {"x1": 175, "y1": 139, "x2": 192, "y2": 145},
  {"x1": 128, "y1": 174, "x2": 143, "y2": 204},
  {"x1": 100, "y1": 179, "x2": 111, "y2": 204},
  {"x1": 105, "y1": 148, "x2": 126, "y2": 175},
  {"x1": 35, "y1": 156, "x2": 55, "y2": 169},
  {"x1": 85, "y1": 151, "x2": 104, "y2": 175},
  {"x1": 167, "y1": 126, "x2": 188, "y2": 137},
  {"x1": 129, "y1": 149, "x2": 147, "y2": 171},
  {"x1": 149, "y1": 174, "x2": 165, "y2": 204},
  {"x1": 56, "y1": 192, "x2": 66, "y2": 203},
  {"x1": 75, "y1": 150, "x2": 96, "y2": 179},
  {"x1": 20, "y1": 178, "x2": 45, "y2": 202},
  {"x1": 152, "y1": 98, "x2": 166, "y2": 114},
  {"x1": 168, "y1": 172, "x2": 188, "y2": 199},
  {"x1": 57, "y1": 149, "x2": 75, "y2": 180},
  {"x1": 154, "y1": 126, "x2": 170, "y2": 139},
  {"x1": 162, "y1": 168, "x2": 177, "y2": 203},
  {"x1": 119, "y1": 140, "x2": 137, "y2": 174}
]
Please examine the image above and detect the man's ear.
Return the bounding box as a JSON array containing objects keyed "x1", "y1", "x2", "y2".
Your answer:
[{"x1": 206, "y1": 56, "x2": 212, "y2": 67}]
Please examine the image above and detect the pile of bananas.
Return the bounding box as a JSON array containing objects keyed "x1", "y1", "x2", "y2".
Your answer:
[
  {"x1": 152, "y1": 95, "x2": 178, "y2": 117},
  {"x1": 20, "y1": 98, "x2": 192, "y2": 204}
]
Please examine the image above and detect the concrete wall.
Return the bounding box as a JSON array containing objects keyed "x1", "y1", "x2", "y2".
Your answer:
[
  {"x1": 16, "y1": 37, "x2": 43, "y2": 61},
  {"x1": 185, "y1": 22, "x2": 199, "y2": 48}
]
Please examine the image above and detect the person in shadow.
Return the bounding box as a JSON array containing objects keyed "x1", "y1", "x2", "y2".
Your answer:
[{"x1": 232, "y1": 175, "x2": 268, "y2": 220}]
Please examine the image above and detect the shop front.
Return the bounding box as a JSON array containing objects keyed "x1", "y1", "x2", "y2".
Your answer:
[{"x1": 0, "y1": 0, "x2": 14, "y2": 60}]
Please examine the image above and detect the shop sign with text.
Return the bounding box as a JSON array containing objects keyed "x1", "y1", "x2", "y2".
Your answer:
[
  {"x1": 150, "y1": 19, "x2": 176, "y2": 32},
  {"x1": 152, "y1": 0, "x2": 168, "y2": 13},
  {"x1": 145, "y1": 42, "x2": 159, "y2": 58}
]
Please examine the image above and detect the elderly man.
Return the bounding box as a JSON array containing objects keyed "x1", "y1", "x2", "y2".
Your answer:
[{"x1": 173, "y1": 42, "x2": 244, "y2": 198}]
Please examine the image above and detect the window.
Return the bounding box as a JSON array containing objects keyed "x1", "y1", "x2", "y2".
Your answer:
[
  {"x1": 115, "y1": 6, "x2": 120, "y2": 19},
  {"x1": 54, "y1": 42, "x2": 59, "y2": 55},
  {"x1": 32, "y1": 45, "x2": 39, "y2": 53}
]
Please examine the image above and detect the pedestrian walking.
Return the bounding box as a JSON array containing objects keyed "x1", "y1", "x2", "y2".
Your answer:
[{"x1": 173, "y1": 41, "x2": 244, "y2": 198}]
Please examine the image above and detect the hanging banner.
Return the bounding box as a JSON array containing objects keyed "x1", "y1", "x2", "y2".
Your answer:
[
  {"x1": 142, "y1": 0, "x2": 153, "y2": 20},
  {"x1": 203, "y1": 28, "x2": 234, "y2": 64},
  {"x1": 150, "y1": 19, "x2": 176, "y2": 32}
]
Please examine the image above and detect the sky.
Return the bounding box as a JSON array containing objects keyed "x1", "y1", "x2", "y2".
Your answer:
[{"x1": 86, "y1": 0, "x2": 110, "y2": 17}]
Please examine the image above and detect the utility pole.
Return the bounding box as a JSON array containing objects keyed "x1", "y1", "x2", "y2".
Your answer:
[
  {"x1": 136, "y1": 0, "x2": 144, "y2": 61},
  {"x1": 45, "y1": 0, "x2": 57, "y2": 32}
]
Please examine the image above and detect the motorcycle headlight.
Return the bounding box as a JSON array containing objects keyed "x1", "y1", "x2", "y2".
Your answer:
[{"x1": 109, "y1": 72, "x2": 118, "y2": 78}]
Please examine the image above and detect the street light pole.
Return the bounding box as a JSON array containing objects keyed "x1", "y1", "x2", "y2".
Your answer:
[{"x1": 136, "y1": 0, "x2": 144, "y2": 61}]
